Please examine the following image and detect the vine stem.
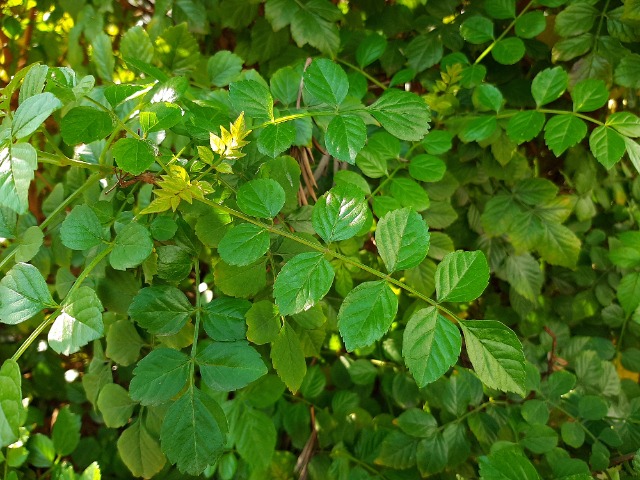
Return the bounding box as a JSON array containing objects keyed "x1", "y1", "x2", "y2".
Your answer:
[
  {"x1": 474, "y1": 0, "x2": 535, "y2": 65},
  {"x1": 336, "y1": 59, "x2": 388, "y2": 90},
  {"x1": 196, "y1": 197, "x2": 460, "y2": 322},
  {"x1": 190, "y1": 260, "x2": 201, "y2": 371}
]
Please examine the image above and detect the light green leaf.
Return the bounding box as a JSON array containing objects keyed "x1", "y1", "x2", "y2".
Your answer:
[
  {"x1": 52, "y1": 406, "x2": 80, "y2": 456},
  {"x1": 91, "y1": 33, "x2": 114, "y2": 81},
  {"x1": 531, "y1": 67, "x2": 569, "y2": 107},
  {"x1": 479, "y1": 447, "x2": 540, "y2": 480},
  {"x1": 338, "y1": 280, "x2": 398, "y2": 351},
  {"x1": 606, "y1": 111, "x2": 640, "y2": 137},
  {"x1": 202, "y1": 297, "x2": 250, "y2": 342},
  {"x1": 589, "y1": 126, "x2": 626, "y2": 169},
  {"x1": 409, "y1": 154, "x2": 446, "y2": 182},
  {"x1": 18, "y1": 64, "x2": 48, "y2": 103},
  {"x1": 218, "y1": 224, "x2": 270, "y2": 267},
  {"x1": 60, "y1": 204, "x2": 106, "y2": 250},
  {"x1": 0, "y1": 263, "x2": 56, "y2": 325},
  {"x1": 233, "y1": 406, "x2": 276, "y2": 470},
  {"x1": 618, "y1": 272, "x2": 640, "y2": 315},
  {"x1": 110, "y1": 222, "x2": 154, "y2": 270},
  {"x1": 245, "y1": 300, "x2": 280, "y2": 345},
  {"x1": 14, "y1": 225, "x2": 43, "y2": 263},
  {"x1": 290, "y1": 7, "x2": 340, "y2": 56},
  {"x1": 368, "y1": 90, "x2": 431, "y2": 141},
  {"x1": 197, "y1": 341, "x2": 267, "y2": 391},
  {"x1": 403, "y1": 307, "x2": 461, "y2": 387},
  {"x1": 390, "y1": 177, "x2": 430, "y2": 211},
  {"x1": 537, "y1": 221, "x2": 581, "y2": 268},
  {"x1": 120, "y1": 26, "x2": 154, "y2": 64},
  {"x1": 160, "y1": 387, "x2": 227, "y2": 476},
  {"x1": 543, "y1": 115, "x2": 587, "y2": 156},
  {"x1": 257, "y1": 122, "x2": 296, "y2": 158},
  {"x1": 0, "y1": 143, "x2": 37, "y2": 214},
  {"x1": 273, "y1": 252, "x2": 334, "y2": 315},
  {"x1": 473, "y1": 84, "x2": 503, "y2": 112},
  {"x1": 214, "y1": 259, "x2": 267, "y2": 298},
  {"x1": 48, "y1": 286, "x2": 104, "y2": 355},
  {"x1": 12, "y1": 92, "x2": 62, "y2": 139},
  {"x1": 312, "y1": 185, "x2": 368, "y2": 243},
  {"x1": 155, "y1": 23, "x2": 200, "y2": 73},
  {"x1": 506, "y1": 111, "x2": 545, "y2": 144},
  {"x1": 271, "y1": 322, "x2": 307, "y2": 393},
  {"x1": 356, "y1": 33, "x2": 387, "y2": 68},
  {"x1": 504, "y1": 254, "x2": 543, "y2": 302},
  {"x1": 208, "y1": 51, "x2": 243, "y2": 87},
  {"x1": 571, "y1": 79, "x2": 609, "y2": 112},
  {"x1": 303, "y1": 58, "x2": 349, "y2": 107},
  {"x1": 515, "y1": 11, "x2": 546, "y2": 38},
  {"x1": 325, "y1": 114, "x2": 366, "y2": 163},
  {"x1": 140, "y1": 102, "x2": 183, "y2": 134},
  {"x1": 460, "y1": 320, "x2": 526, "y2": 395},
  {"x1": 117, "y1": 420, "x2": 166, "y2": 479},
  {"x1": 405, "y1": 34, "x2": 443, "y2": 72},
  {"x1": 112, "y1": 138, "x2": 156, "y2": 176},
  {"x1": 229, "y1": 80, "x2": 273, "y2": 121},
  {"x1": 460, "y1": 16, "x2": 494, "y2": 44},
  {"x1": 129, "y1": 286, "x2": 193, "y2": 335},
  {"x1": 237, "y1": 178, "x2": 286, "y2": 219},
  {"x1": 106, "y1": 320, "x2": 144, "y2": 366},
  {"x1": 130, "y1": 348, "x2": 191, "y2": 405},
  {"x1": 492, "y1": 37, "x2": 525, "y2": 65},
  {"x1": 435, "y1": 251, "x2": 490, "y2": 303},
  {"x1": 376, "y1": 208, "x2": 430, "y2": 273},
  {"x1": 0, "y1": 359, "x2": 22, "y2": 448},
  {"x1": 60, "y1": 107, "x2": 114, "y2": 145}
]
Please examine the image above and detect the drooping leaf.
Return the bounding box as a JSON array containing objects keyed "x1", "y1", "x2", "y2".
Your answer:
[
  {"x1": 60, "y1": 204, "x2": 106, "y2": 250},
  {"x1": 0, "y1": 143, "x2": 37, "y2": 214},
  {"x1": 48, "y1": 286, "x2": 104, "y2": 355},
  {"x1": 325, "y1": 114, "x2": 367, "y2": 163},
  {"x1": 117, "y1": 420, "x2": 166, "y2": 479},
  {"x1": 237, "y1": 178, "x2": 286, "y2": 219},
  {"x1": 129, "y1": 348, "x2": 191, "y2": 405},
  {"x1": 245, "y1": 300, "x2": 280, "y2": 345},
  {"x1": 160, "y1": 387, "x2": 227, "y2": 476},
  {"x1": 435, "y1": 251, "x2": 490, "y2": 303},
  {"x1": 218, "y1": 223, "x2": 270, "y2": 266},
  {"x1": 0, "y1": 263, "x2": 56, "y2": 325},
  {"x1": 543, "y1": 115, "x2": 587, "y2": 156},
  {"x1": 273, "y1": 252, "x2": 334, "y2": 316},
  {"x1": 368, "y1": 90, "x2": 431, "y2": 141},
  {"x1": 403, "y1": 307, "x2": 461, "y2": 387},
  {"x1": 312, "y1": 185, "x2": 368, "y2": 243},
  {"x1": 460, "y1": 320, "x2": 526, "y2": 396},
  {"x1": 0, "y1": 359, "x2": 22, "y2": 448},
  {"x1": 589, "y1": 126, "x2": 626, "y2": 169},
  {"x1": 128, "y1": 286, "x2": 193, "y2": 335},
  {"x1": 97, "y1": 383, "x2": 136, "y2": 428},
  {"x1": 271, "y1": 322, "x2": 306, "y2": 393},
  {"x1": 197, "y1": 341, "x2": 267, "y2": 391},
  {"x1": 338, "y1": 280, "x2": 398, "y2": 351},
  {"x1": 12, "y1": 92, "x2": 62, "y2": 139},
  {"x1": 110, "y1": 222, "x2": 154, "y2": 270},
  {"x1": 375, "y1": 208, "x2": 430, "y2": 273},
  {"x1": 52, "y1": 405, "x2": 81, "y2": 456}
]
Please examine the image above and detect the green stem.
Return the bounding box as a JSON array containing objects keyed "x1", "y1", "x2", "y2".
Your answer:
[
  {"x1": 436, "y1": 400, "x2": 508, "y2": 433},
  {"x1": 332, "y1": 450, "x2": 389, "y2": 479},
  {"x1": 336, "y1": 59, "x2": 388, "y2": 90},
  {"x1": 11, "y1": 312, "x2": 57, "y2": 362},
  {"x1": 85, "y1": 96, "x2": 141, "y2": 139},
  {"x1": 190, "y1": 260, "x2": 201, "y2": 382},
  {"x1": 37, "y1": 150, "x2": 104, "y2": 171},
  {"x1": 367, "y1": 165, "x2": 401, "y2": 201},
  {"x1": 544, "y1": 398, "x2": 599, "y2": 443},
  {"x1": 594, "y1": 0, "x2": 612, "y2": 44},
  {"x1": 474, "y1": 0, "x2": 535, "y2": 65},
  {"x1": 539, "y1": 108, "x2": 605, "y2": 126}
]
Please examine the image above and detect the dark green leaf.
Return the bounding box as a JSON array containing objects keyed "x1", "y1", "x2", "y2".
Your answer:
[
  {"x1": 218, "y1": 224, "x2": 270, "y2": 266},
  {"x1": 112, "y1": 138, "x2": 156, "y2": 176},
  {"x1": 271, "y1": 322, "x2": 306, "y2": 393},
  {"x1": 492, "y1": 37, "x2": 525, "y2": 65},
  {"x1": 245, "y1": 300, "x2": 280, "y2": 345},
  {"x1": 376, "y1": 207, "x2": 430, "y2": 273},
  {"x1": 60, "y1": 204, "x2": 106, "y2": 250},
  {"x1": 473, "y1": 84, "x2": 503, "y2": 112},
  {"x1": 325, "y1": 114, "x2": 366, "y2": 163},
  {"x1": 129, "y1": 286, "x2": 193, "y2": 335},
  {"x1": 405, "y1": 34, "x2": 443, "y2": 72},
  {"x1": 197, "y1": 341, "x2": 267, "y2": 391},
  {"x1": 237, "y1": 178, "x2": 286, "y2": 219},
  {"x1": 571, "y1": 79, "x2": 609, "y2": 112},
  {"x1": 435, "y1": 250, "x2": 489, "y2": 303},
  {"x1": 214, "y1": 259, "x2": 267, "y2": 298},
  {"x1": 130, "y1": 348, "x2": 191, "y2": 405},
  {"x1": 60, "y1": 107, "x2": 114, "y2": 145},
  {"x1": 409, "y1": 154, "x2": 446, "y2": 182},
  {"x1": 460, "y1": 16, "x2": 494, "y2": 44},
  {"x1": 0, "y1": 263, "x2": 56, "y2": 325},
  {"x1": 202, "y1": 296, "x2": 250, "y2": 342},
  {"x1": 544, "y1": 115, "x2": 587, "y2": 156},
  {"x1": 356, "y1": 33, "x2": 387, "y2": 67},
  {"x1": 479, "y1": 447, "x2": 540, "y2": 480},
  {"x1": 507, "y1": 111, "x2": 546, "y2": 143},
  {"x1": 515, "y1": 11, "x2": 546, "y2": 38},
  {"x1": 368, "y1": 90, "x2": 431, "y2": 141},
  {"x1": 555, "y1": 3, "x2": 598, "y2": 37},
  {"x1": 532, "y1": 67, "x2": 568, "y2": 107},
  {"x1": 290, "y1": 7, "x2": 340, "y2": 56},
  {"x1": 110, "y1": 222, "x2": 154, "y2": 270},
  {"x1": 312, "y1": 184, "x2": 368, "y2": 243}
]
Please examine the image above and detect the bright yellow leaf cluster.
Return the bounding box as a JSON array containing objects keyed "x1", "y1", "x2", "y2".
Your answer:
[
  {"x1": 140, "y1": 165, "x2": 214, "y2": 214},
  {"x1": 209, "y1": 113, "x2": 252, "y2": 160}
]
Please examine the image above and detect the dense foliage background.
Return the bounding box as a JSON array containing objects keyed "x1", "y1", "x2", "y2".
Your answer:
[{"x1": 2, "y1": 0, "x2": 640, "y2": 478}]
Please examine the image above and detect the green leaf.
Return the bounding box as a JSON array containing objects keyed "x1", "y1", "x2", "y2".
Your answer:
[
  {"x1": 117, "y1": 420, "x2": 166, "y2": 479},
  {"x1": 129, "y1": 286, "x2": 193, "y2": 335},
  {"x1": 0, "y1": 143, "x2": 37, "y2": 214},
  {"x1": 544, "y1": 115, "x2": 587, "y2": 156},
  {"x1": 459, "y1": 115, "x2": 497, "y2": 142},
  {"x1": 403, "y1": 307, "x2": 461, "y2": 387},
  {"x1": 504, "y1": 254, "x2": 543, "y2": 302},
  {"x1": 237, "y1": 178, "x2": 286, "y2": 219},
  {"x1": 218, "y1": 224, "x2": 270, "y2": 266},
  {"x1": 150, "y1": 216, "x2": 178, "y2": 241},
  {"x1": 571, "y1": 79, "x2": 609, "y2": 112},
  {"x1": 615, "y1": 53, "x2": 640, "y2": 88},
  {"x1": 405, "y1": 34, "x2": 443, "y2": 72},
  {"x1": 0, "y1": 263, "x2": 56, "y2": 325},
  {"x1": 578, "y1": 395, "x2": 608, "y2": 420},
  {"x1": 214, "y1": 259, "x2": 267, "y2": 298},
  {"x1": 606, "y1": 111, "x2": 640, "y2": 137},
  {"x1": 409, "y1": 154, "x2": 446, "y2": 182},
  {"x1": 110, "y1": 222, "x2": 153, "y2": 270},
  {"x1": 552, "y1": 33, "x2": 593, "y2": 62},
  {"x1": 589, "y1": 126, "x2": 626, "y2": 169},
  {"x1": 12, "y1": 92, "x2": 62, "y2": 139},
  {"x1": 303, "y1": 58, "x2": 349, "y2": 107},
  {"x1": 155, "y1": 23, "x2": 200, "y2": 73},
  {"x1": 160, "y1": 387, "x2": 227, "y2": 476},
  {"x1": 368, "y1": 90, "x2": 431, "y2": 141},
  {"x1": 273, "y1": 252, "x2": 334, "y2": 316},
  {"x1": 422, "y1": 130, "x2": 453, "y2": 154},
  {"x1": 120, "y1": 26, "x2": 154, "y2": 64},
  {"x1": 356, "y1": 33, "x2": 387, "y2": 67},
  {"x1": 485, "y1": 0, "x2": 515, "y2": 19},
  {"x1": 208, "y1": 50, "x2": 243, "y2": 87},
  {"x1": 338, "y1": 280, "x2": 398, "y2": 351},
  {"x1": 376, "y1": 430, "x2": 418, "y2": 469},
  {"x1": 521, "y1": 424, "x2": 557, "y2": 454},
  {"x1": 515, "y1": 11, "x2": 546, "y2": 38},
  {"x1": 531, "y1": 67, "x2": 568, "y2": 107},
  {"x1": 232, "y1": 406, "x2": 276, "y2": 470},
  {"x1": 245, "y1": 300, "x2": 280, "y2": 345},
  {"x1": 60, "y1": 204, "x2": 106, "y2": 250},
  {"x1": 312, "y1": 185, "x2": 368, "y2": 243},
  {"x1": 473, "y1": 84, "x2": 503, "y2": 112},
  {"x1": 257, "y1": 122, "x2": 296, "y2": 158},
  {"x1": 0, "y1": 359, "x2": 22, "y2": 448},
  {"x1": 52, "y1": 406, "x2": 80, "y2": 456},
  {"x1": 140, "y1": 102, "x2": 183, "y2": 134},
  {"x1": 389, "y1": 177, "x2": 430, "y2": 211},
  {"x1": 435, "y1": 250, "x2": 490, "y2": 303},
  {"x1": 555, "y1": 3, "x2": 598, "y2": 37},
  {"x1": 492, "y1": 37, "x2": 525, "y2": 65},
  {"x1": 271, "y1": 322, "x2": 307, "y2": 393},
  {"x1": 460, "y1": 16, "x2": 494, "y2": 44},
  {"x1": 229, "y1": 80, "x2": 274, "y2": 121},
  {"x1": 48, "y1": 286, "x2": 104, "y2": 355},
  {"x1": 513, "y1": 178, "x2": 558, "y2": 205},
  {"x1": 91, "y1": 33, "x2": 114, "y2": 81},
  {"x1": 13, "y1": 225, "x2": 43, "y2": 263},
  {"x1": 290, "y1": 6, "x2": 340, "y2": 56},
  {"x1": 561, "y1": 421, "x2": 585, "y2": 448},
  {"x1": 460, "y1": 320, "x2": 526, "y2": 395},
  {"x1": 325, "y1": 114, "x2": 366, "y2": 163},
  {"x1": 60, "y1": 107, "x2": 114, "y2": 145},
  {"x1": 417, "y1": 433, "x2": 448, "y2": 476},
  {"x1": 537, "y1": 221, "x2": 581, "y2": 268},
  {"x1": 130, "y1": 348, "x2": 191, "y2": 405},
  {"x1": 112, "y1": 138, "x2": 156, "y2": 176},
  {"x1": 202, "y1": 297, "x2": 250, "y2": 342},
  {"x1": 479, "y1": 447, "x2": 540, "y2": 480},
  {"x1": 375, "y1": 208, "x2": 430, "y2": 273},
  {"x1": 197, "y1": 341, "x2": 267, "y2": 391},
  {"x1": 507, "y1": 110, "x2": 545, "y2": 144},
  {"x1": 97, "y1": 383, "x2": 135, "y2": 428},
  {"x1": 617, "y1": 272, "x2": 640, "y2": 315}
]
